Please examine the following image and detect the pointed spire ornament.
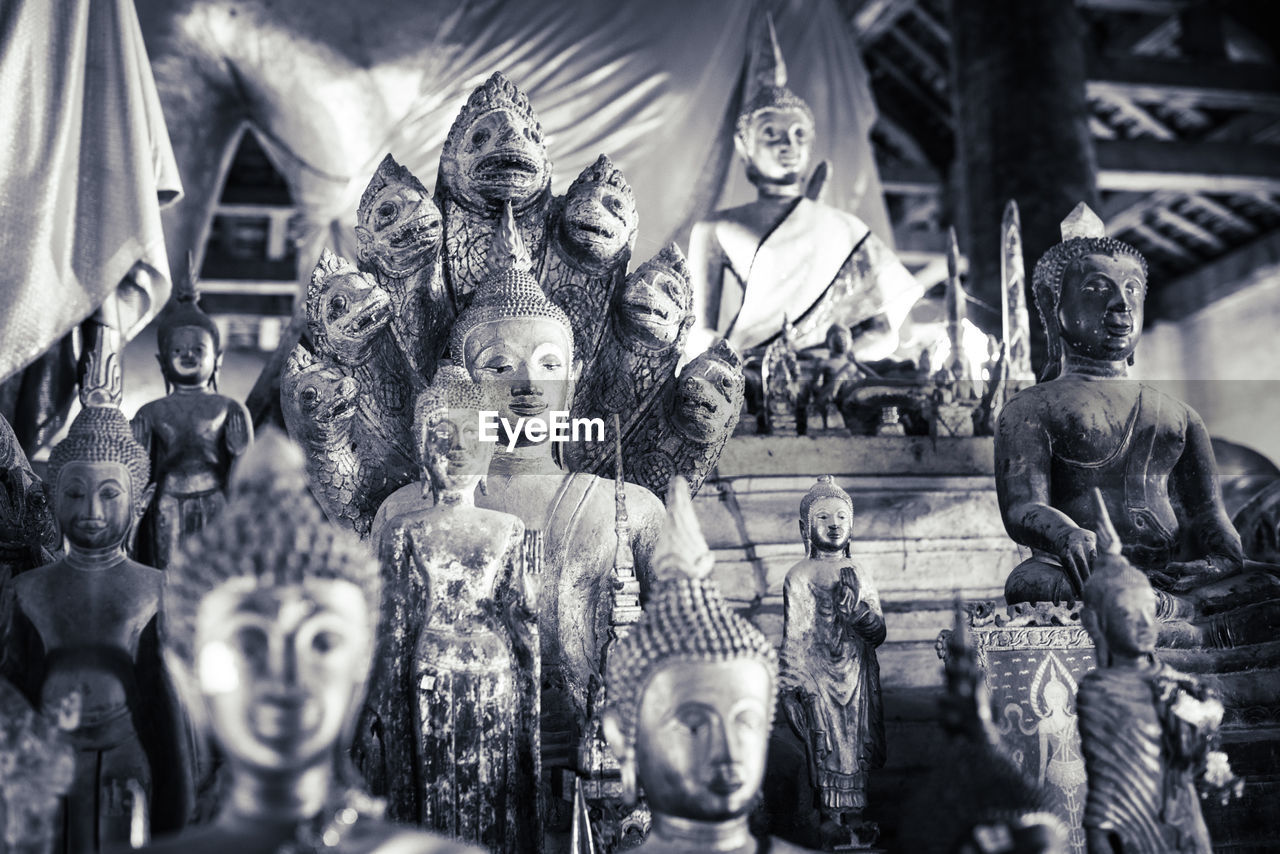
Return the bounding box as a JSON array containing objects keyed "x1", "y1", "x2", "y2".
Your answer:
[
  {"x1": 737, "y1": 12, "x2": 814, "y2": 136},
  {"x1": 1059, "y1": 201, "x2": 1106, "y2": 242},
  {"x1": 1000, "y1": 200, "x2": 1035, "y2": 385},
  {"x1": 1091, "y1": 487, "x2": 1123, "y2": 557},
  {"x1": 651, "y1": 477, "x2": 714, "y2": 582},
  {"x1": 487, "y1": 201, "x2": 533, "y2": 278}
]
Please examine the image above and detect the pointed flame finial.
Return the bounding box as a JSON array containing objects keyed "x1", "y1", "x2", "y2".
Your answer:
[
  {"x1": 1060, "y1": 202, "x2": 1106, "y2": 242},
  {"x1": 175, "y1": 250, "x2": 200, "y2": 304},
  {"x1": 652, "y1": 477, "x2": 713, "y2": 581},
  {"x1": 487, "y1": 201, "x2": 533, "y2": 278},
  {"x1": 764, "y1": 13, "x2": 788, "y2": 88},
  {"x1": 1091, "y1": 487, "x2": 1123, "y2": 556}
]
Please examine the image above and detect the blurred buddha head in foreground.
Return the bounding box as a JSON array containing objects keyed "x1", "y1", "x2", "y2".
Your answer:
[{"x1": 603, "y1": 479, "x2": 777, "y2": 826}]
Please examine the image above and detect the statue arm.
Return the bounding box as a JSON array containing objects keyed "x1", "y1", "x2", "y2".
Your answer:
[
  {"x1": 687, "y1": 221, "x2": 726, "y2": 357},
  {"x1": 223, "y1": 400, "x2": 253, "y2": 458},
  {"x1": 1170, "y1": 409, "x2": 1244, "y2": 575},
  {"x1": 847, "y1": 572, "x2": 886, "y2": 648}
]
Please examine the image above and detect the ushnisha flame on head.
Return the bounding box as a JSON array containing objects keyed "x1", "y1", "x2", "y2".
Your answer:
[
  {"x1": 449, "y1": 202, "x2": 574, "y2": 360},
  {"x1": 605, "y1": 478, "x2": 778, "y2": 745},
  {"x1": 442, "y1": 72, "x2": 543, "y2": 164},
  {"x1": 162, "y1": 428, "x2": 382, "y2": 669},
  {"x1": 567, "y1": 154, "x2": 634, "y2": 204},
  {"x1": 357, "y1": 153, "x2": 428, "y2": 224},
  {"x1": 735, "y1": 13, "x2": 815, "y2": 139}
]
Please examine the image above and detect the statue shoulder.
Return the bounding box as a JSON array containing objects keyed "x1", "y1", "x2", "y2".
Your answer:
[
  {"x1": 622, "y1": 480, "x2": 665, "y2": 522},
  {"x1": 1140, "y1": 382, "x2": 1196, "y2": 431},
  {"x1": 997, "y1": 382, "x2": 1057, "y2": 430}
]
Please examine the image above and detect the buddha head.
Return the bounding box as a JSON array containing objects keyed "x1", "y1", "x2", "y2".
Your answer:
[
  {"x1": 414, "y1": 366, "x2": 494, "y2": 502},
  {"x1": 47, "y1": 393, "x2": 152, "y2": 554},
  {"x1": 439, "y1": 72, "x2": 551, "y2": 212},
  {"x1": 305, "y1": 249, "x2": 392, "y2": 366},
  {"x1": 617, "y1": 244, "x2": 693, "y2": 351},
  {"x1": 1032, "y1": 203, "x2": 1148, "y2": 379},
  {"x1": 280, "y1": 347, "x2": 359, "y2": 445},
  {"x1": 799, "y1": 475, "x2": 853, "y2": 558},
  {"x1": 557, "y1": 154, "x2": 637, "y2": 270},
  {"x1": 825, "y1": 323, "x2": 853, "y2": 357},
  {"x1": 355, "y1": 154, "x2": 442, "y2": 278},
  {"x1": 164, "y1": 430, "x2": 381, "y2": 780},
  {"x1": 603, "y1": 478, "x2": 777, "y2": 822},
  {"x1": 670, "y1": 340, "x2": 745, "y2": 444},
  {"x1": 156, "y1": 276, "x2": 222, "y2": 392},
  {"x1": 1081, "y1": 493, "x2": 1159, "y2": 667},
  {"x1": 453, "y1": 203, "x2": 578, "y2": 446},
  {"x1": 734, "y1": 15, "x2": 815, "y2": 191}
]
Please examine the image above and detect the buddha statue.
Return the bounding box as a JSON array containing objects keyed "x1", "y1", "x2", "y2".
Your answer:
[
  {"x1": 357, "y1": 368, "x2": 541, "y2": 850},
  {"x1": 452, "y1": 202, "x2": 665, "y2": 774},
  {"x1": 996, "y1": 203, "x2": 1280, "y2": 647},
  {"x1": 778, "y1": 476, "x2": 885, "y2": 847},
  {"x1": 437, "y1": 72, "x2": 553, "y2": 305},
  {"x1": 687, "y1": 14, "x2": 920, "y2": 362},
  {"x1": 354, "y1": 153, "x2": 450, "y2": 378},
  {"x1": 131, "y1": 276, "x2": 252, "y2": 568},
  {"x1": 141, "y1": 430, "x2": 479, "y2": 854},
  {"x1": 808, "y1": 324, "x2": 865, "y2": 430},
  {"x1": 2, "y1": 347, "x2": 192, "y2": 852},
  {"x1": 1077, "y1": 499, "x2": 1241, "y2": 853},
  {"x1": 601, "y1": 477, "x2": 818, "y2": 854}
]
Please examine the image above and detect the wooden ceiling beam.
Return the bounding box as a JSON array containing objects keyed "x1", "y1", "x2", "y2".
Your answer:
[
  {"x1": 1086, "y1": 53, "x2": 1280, "y2": 112},
  {"x1": 1092, "y1": 92, "x2": 1177, "y2": 139},
  {"x1": 1181, "y1": 194, "x2": 1256, "y2": 236},
  {"x1": 1074, "y1": 0, "x2": 1191, "y2": 14},
  {"x1": 852, "y1": 0, "x2": 917, "y2": 45},
  {"x1": 1150, "y1": 205, "x2": 1228, "y2": 252},
  {"x1": 1152, "y1": 228, "x2": 1280, "y2": 319},
  {"x1": 1096, "y1": 139, "x2": 1280, "y2": 194},
  {"x1": 1130, "y1": 221, "x2": 1200, "y2": 264}
]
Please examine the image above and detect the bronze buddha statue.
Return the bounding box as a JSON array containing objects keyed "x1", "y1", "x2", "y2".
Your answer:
[
  {"x1": 131, "y1": 277, "x2": 252, "y2": 568},
  {"x1": 3, "y1": 348, "x2": 191, "y2": 852},
  {"x1": 602, "y1": 478, "x2": 818, "y2": 854},
  {"x1": 141, "y1": 430, "x2": 478, "y2": 854},
  {"x1": 996, "y1": 203, "x2": 1280, "y2": 647}
]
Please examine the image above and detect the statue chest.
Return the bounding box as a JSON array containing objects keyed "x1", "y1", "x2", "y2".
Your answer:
[{"x1": 147, "y1": 400, "x2": 232, "y2": 466}]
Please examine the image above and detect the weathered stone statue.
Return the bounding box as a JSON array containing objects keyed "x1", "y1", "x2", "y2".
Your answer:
[
  {"x1": 358, "y1": 368, "x2": 541, "y2": 851},
  {"x1": 1077, "y1": 499, "x2": 1241, "y2": 853},
  {"x1": 2, "y1": 347, "x2": 191, "y2": 852},
  {"x1": 0, "y1": 412, "x2": 58, "y2": 597},
  {"x1": 453, "y1": 204, "x2": 665, "y2": 773},
  {"x1": 143, "y1": 430, "x2": 479, "y2": 854},
  {"x1": 996, "y1": 203, "x2": 1280, "y2": 646},
  {"x1": 132, "y1": 277, "x2": 252, "y2": 568},
  {"x1": 687, "y1": 15, "x2": 920, "y2": 361},
  {"x1": 602, "y1": 477, "x2": 818, "y2": 854},
  {"x1": 779, "y1": 476, "x2": 885, "y2": 847},
  {"x1": 0, "y1": 677, "x2": 77, "y2": 854}
]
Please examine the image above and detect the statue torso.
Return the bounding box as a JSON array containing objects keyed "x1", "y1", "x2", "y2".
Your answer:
[{"x1": 135, "y1": 392, "x2": 244, "y2": 493}]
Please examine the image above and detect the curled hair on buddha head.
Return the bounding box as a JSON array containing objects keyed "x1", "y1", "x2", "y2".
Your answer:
[
  {"x1": 799, "y1": 475, "x2": 853, "y2": 557},
  {"x1": 735, "y1": 13, "x2": 815, "y2": 141},
  {"x1": 605, "y1": 478, "x2": 778, "y2": 749},
  {"x1": 450, "y1": 201, "x2": 575, "y2": 362},
  {"x1": 162, "y1": 428, "x2": 382, "y2": 671},
  {"x1": 1032, "y1": 203, "x2": 1148, "y2": 381}
]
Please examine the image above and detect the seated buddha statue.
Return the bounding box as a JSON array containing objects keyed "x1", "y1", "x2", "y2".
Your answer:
[
  {"x1": 996, "y1": 203, "x2": 1280, "y2": 647},
  {"x1": 454, "y1": 203, "x2": 665, "y2": 771},
  {"x1": 2, "y1": 347, "x2": 191, "y2": 852},
  {"x1": 138, "y1": 430, "x2": 478, "y2": 854},
  {"x1": 687, "y1": 15, "x2": 920, "y2": 363},
  {"x1": 601, "y1": 478, "x2": 818, "y2": 853}
]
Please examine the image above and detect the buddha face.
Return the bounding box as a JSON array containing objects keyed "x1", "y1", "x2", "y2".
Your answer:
[
  {"x1": 194, "y1": 577, "x2": 371, "y2": 773},
  {"x1": 445, "y1": 109, "x2": 550, "y2": 210},
  {"x1": 308, "y1": 271, "x2": 391, "y2": 364},
  {"x1": 618, "y1": 267, "x2": 691, "y2": 350},
  {"x1": 807, "y1": 496, "x2": 852, "y2": 554},
  {"x1": 462, "y1": 318, "x2": 575, "y2": 446},
  {"x1": 671, "y1": 353, "x2": 742, "y2": 443},
  {"x1": 281, "y1": 363, "x2": 358, "y2": 444},
  {"x1": 162, "y1": 326, "x2": 219, "y2": 387},
  {"x1": 559, "y1": 179, "x2": 636, "y2": 268},
  {"x1": 54, "y1": 461, "x2": 137, "y2": 550},
  {"x1": 737, "y1": 106, "x2": 814, "y2": 187},
  {"x1": 1104, "y1": 585, "x2": 1158, "y2": 659},
  {"x1": 356, "y1": 176, "x2": 442, "y2": 278},
  {"x1": 422, "y1": 406, "x2": 493, "y2": 494},
  {"x1": 825, "y1": 323, "x2": 852, "y2": 356},
  {"x1": 1056, "y1": 253, "x2": 1146, "y2": 364},
  {"x1": 635, "y1": 659, "x2": 772, "y2": 821}
]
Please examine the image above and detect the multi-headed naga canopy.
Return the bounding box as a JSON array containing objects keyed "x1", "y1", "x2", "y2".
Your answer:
[
  {"x1": 449, "y1": 202, "x2": 574, "y2": 360},
  {"x1": 605, "y1": 478, "x2": 777, "y2": 744}
]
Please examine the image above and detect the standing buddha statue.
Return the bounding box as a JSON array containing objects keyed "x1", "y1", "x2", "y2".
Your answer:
[
  {"x1": 1077, "y1": 498, "x2": 1242, "y2": 853},
  {"x1": 601, "y1": 477, "x2": 818, "y2": 854},
  {"x1": 2, "y1": 346, "x2": 191, "y2": 852},
  {"x1": 142, "y1": 430, "x2": 479, "y2": 854},
  {"x1": 779, "y1": 476, "x2": 885, "y2": 847},
  {"x1": 359, "y1": 367, "x2": 540, "y2": 851},
  {"x1": 687, "y1": 14, "x2": 920, "y2": 362},
  {"x1": 131, "y1": 275, "x2": 252, "y2": 568}
]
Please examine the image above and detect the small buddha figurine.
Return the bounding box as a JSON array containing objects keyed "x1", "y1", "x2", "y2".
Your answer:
[
  {"x1": 132, "y1": 275, "x2": 252, "y2": 568},
  {"x1": 454, "y1": 202, "x2": 665, "y2": 772},
  {"x1": 996, "y1": 202, "x2": 1280, "y2": 646},
  {"x1": 779, "y1": 476, "x2": 885, "y2": 846},
  {"x1": 809, "y1": 324, "x2": 865, "y2": 430},
  {"x1": 358, "y1": 368, "x2": 540, "y2": 850},
  {"x1": 140, "y1": 430, "x2": 479, "y2": 854},
  {"x1": 1077, "y1": 497, "x2": 1241, "y2": 853},
  {"x1": 3, "y1": 346, "x2": 192, "y2": 852},
  {"x1": 601, "y1": 477, "x2": 818, "y2": 854},
  {"x1": 687, "y1": 14, "x2": 919, "y2": 361}
]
